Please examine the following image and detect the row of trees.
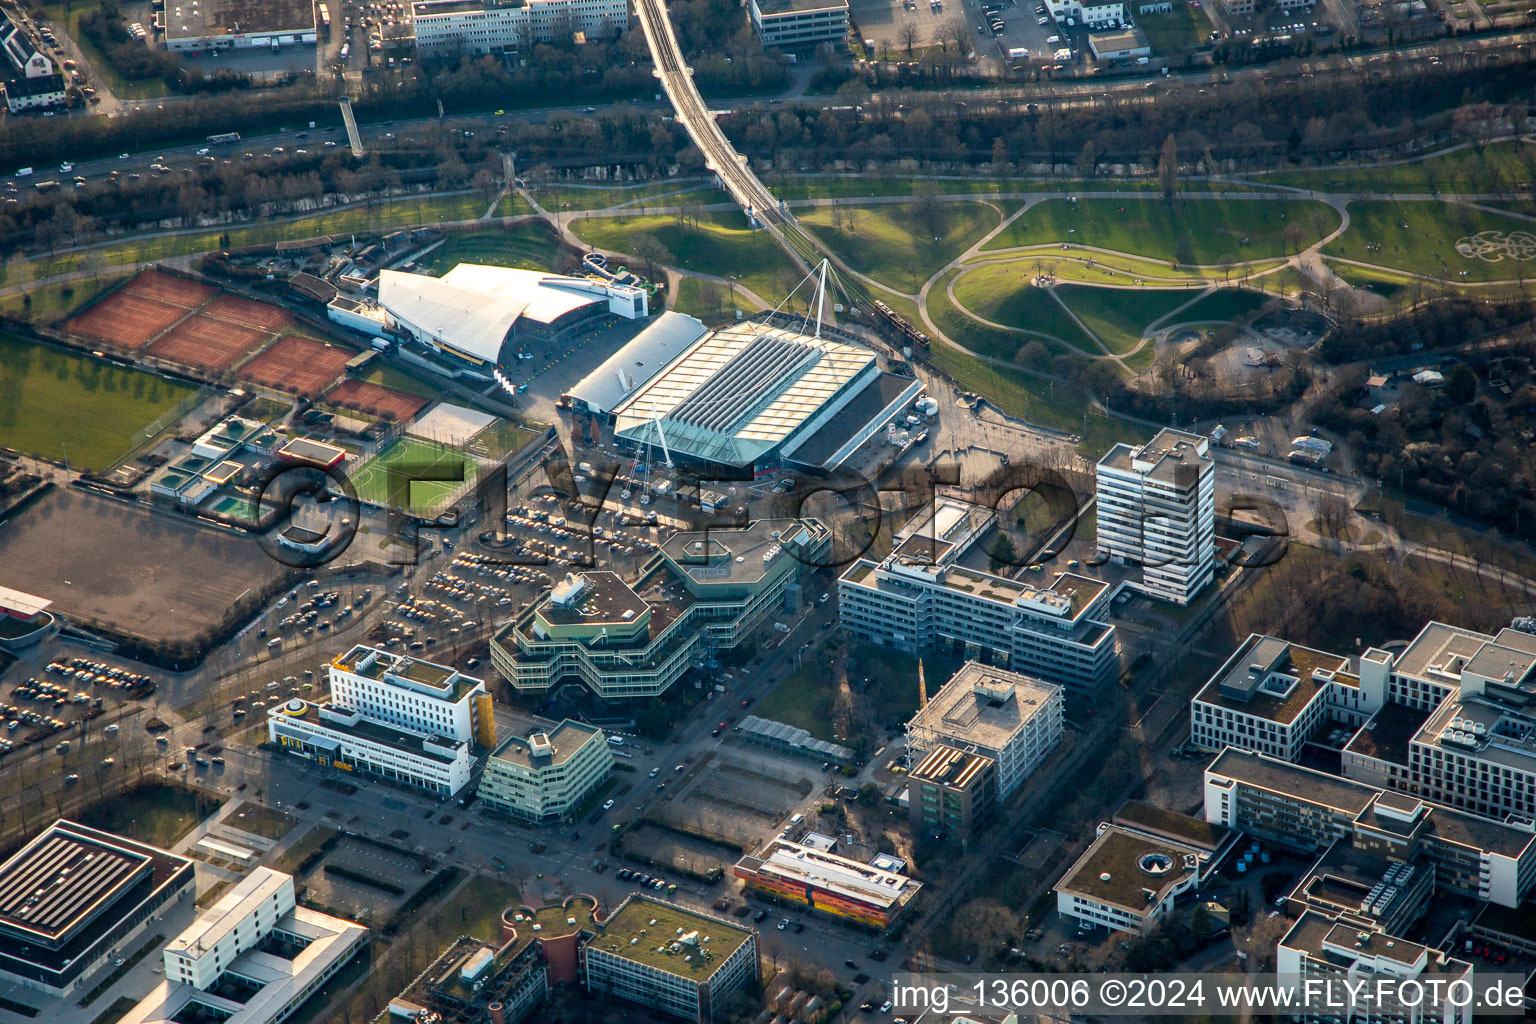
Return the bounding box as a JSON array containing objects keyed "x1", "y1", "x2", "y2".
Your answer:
[
  {"x1": 1319, "y1": 297, "x2": 1536, "y2": 364},
  {"x1": 1315, "y1": 341, "x2": 1536, "y2": 541}
]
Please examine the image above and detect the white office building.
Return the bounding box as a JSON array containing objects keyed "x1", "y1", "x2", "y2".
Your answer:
[
  {"x1": 1045, "y1": 0, "x2": 1126, "y2": 26},
  {"x1": 1096, "y1": 428, "x2": 1215, "y2": 606},
  {"x1": 906, "y1": 661, "x2": 1064, "y2": 798},
  {"x1": 268, "y1": 645, "x2": 494, "y2": 797},
  {"x1": 121, "y1": 868, "x2": 367, "y2": 1024},
  {"x1": 1277, "y1": 911, "x2": 1473, "y2": 1024},
  {"x1": 411, "y1": 0, "x2": 630, "y2": 53},
  {"x1": 1190, "y1": 634, "x2": 1384, "y2": 760},
  {"x1": 477, "y1": 720, "x2": 615, "y2": 823},
  {"x1": 747, "y1": 0, "x2": 849, "y2": 47}
]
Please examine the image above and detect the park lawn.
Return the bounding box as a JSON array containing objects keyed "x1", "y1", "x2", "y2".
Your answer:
[
  {"x1": 847, "y1": 642, "x2": 964, "y2": 727},
  {"x1": 435, "y1": 875, "x2": 522, "y2": 943},
  {"x1": 766, "y1": 177, "x2": 1264, "y2": 202},
  {"x1": 1323, "y1": 200, "x2": 1536, "y2": 283},
  {"x1": 351, "y1": 437, "x2": 477, "y2": 516},
  {"x1": 754, "y1": 662, "x2": 836, "y2": 740},
  {"x1": 982, "y1": 197, "x2": 1339, "y2": 264},
  {"x1": 358, "y1": 362, "x2": 441, "y2": 400},
  {"x1": 27, "y1": 192, "x2": 490, "y2": 282},
  {"x1": 931, "y1": 270, "x2": 1076, "y2": 364},
  {"x1": 1265, "y1": 140, "x2": 1536, "y2": 194},
  {"x1": 0, "y1": 275, "x2": 120, "y2": 321},
  {"x1": 1136, "y1": 3, "x2": 1214, "y2": 53},
  {"x1": 0, "y1": 333, "x2": 200, "y2": 470},
  {"x1": 76, "y1": 783, "x2": 221, "y2": 849},
  {"x1": 1053, "y1": 285, "x2": 1197, "y2": 354},
  {"x1": 950, "y1": 263, "x2": 1100, "y2": 353},
  {"x1": 1327, "y1": 261, "x2": 1416, "y2": 302},
  {"x1": 534, "y1": 178, "x2": 719, "y2": 212},
  {"x1": 800, "y1": 200, "x2": 1003, "y2": 292},
  {"x1": 672, "y1": 275, "x2": 736, "y2": 321},
  {"x1": 496, "y1": 192, "x2": 534, "y2": 217},
  {"x1": 418, "y1": 221, "x2": 567, "y2": 276},
  {"x1": 929, "y1": 332, "x2": 1149, "y2": 453},
  {"x1": 1123, "y1": 344, "x2": 1157, "y2": 374},
  {"x1": 571, "y1": 211, "x2": 803, "y2": 310},
  {"x1": 1161, "y1": 287, "x2": 1269, "y2": 325}
]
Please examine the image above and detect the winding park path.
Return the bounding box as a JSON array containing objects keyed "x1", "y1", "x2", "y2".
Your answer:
[{"x1": 8, "y1": 140, "x2": 1536, "y2": 416}]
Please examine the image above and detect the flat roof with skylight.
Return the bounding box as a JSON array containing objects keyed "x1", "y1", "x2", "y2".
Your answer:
[
  {"x1": 612, "y1": 318, "x2": 880, "y2": 468},
  {"x1": 592, "y1": 895, "x2": 754, "y2": 980}
]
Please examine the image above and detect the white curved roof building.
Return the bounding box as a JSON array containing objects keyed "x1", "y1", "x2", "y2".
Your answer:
[{"x1": 377, "y1": 264, "x2": 648, "y2": 368}]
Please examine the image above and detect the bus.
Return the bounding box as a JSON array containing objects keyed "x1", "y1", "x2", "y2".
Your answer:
[
  {"x1": 206, "y1": 132, "x2": 241, "y2": 145},
  {"x1": 319, "y1": 4, "x2": 330, "y2": 27}
]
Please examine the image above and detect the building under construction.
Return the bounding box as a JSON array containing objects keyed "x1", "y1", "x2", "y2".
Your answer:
[{"x1": 904, "y1": 660, "x2": 1065, "y2": 799}]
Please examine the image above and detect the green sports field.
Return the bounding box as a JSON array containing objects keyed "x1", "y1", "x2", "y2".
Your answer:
[
  {"x1": 0, "y1": 333, "x2": 200, "y2": 471},
  {"x1": 350, "y1": 437, "x2": 477, "y2": 516}
]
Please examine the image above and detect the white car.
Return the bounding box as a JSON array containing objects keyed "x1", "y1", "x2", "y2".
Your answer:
[{"x1": 602, "y1": 798, "x2": 615, "y2": 810}]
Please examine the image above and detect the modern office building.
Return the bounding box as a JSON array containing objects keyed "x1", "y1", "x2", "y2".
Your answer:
[
  {"x1": 840, "y1": 507, "x2": 1119, "y2": 694},
  {"x1": 491, "y1": 518, "x2": 830, "y2": 699},
  {"x1": 583, "y1": 896, "x2": 760, "y2": 1024},
  {"x1": 0, "y1": 821, "x2": 195, "y2": 997},
  {"x1": 268, "y1": 645, "x2": 493, "y2": 797},
  {"x1": 1053, "y1": 801, "x2": 1236, "y2": 935},
  {"x1": 411, "y1": 0, "x2": 631, "y2": 53},
  {"x1": 1277, "y1": 911, "x2": 1474, "y2": 1024},
  {"x1": 120, "y1": 868, "x2": 368, "y2": 1024},
  {"x1": 1205, "y1": 748, "x2": 1536, "y2": 908},
  {"x1": 1195, "y1": 621, "x2": 1536, "y2": 827},
  {"x1": 386, "y1": 935, "x2": 548, "y2": 1024},
  {"x1": 747, "y1": 0, "x2": 849, "y2": 47},
  {"x1": 907, "y1": 745, "x2": 996, "y2": 838},
  {"x1": 1055, "y1": 826, "x2": 1212, "y2": 935},
  {"x1": 1340, "y1": 621, "x2": 1536, "y2": 824},
  {"x1": 1190, "y1": 634, "x2": 1383, "y2": 760},
  {"x1": 477, "y1": 720, "x2": 614, "y2": 823},
  {"x1": 1096, "y1": 428, "x2": 1215, "y2": 605},
  {"x1": 734, "y1": 840, "x2": 922, "y2": 930},
  {"x1": 905, "y1": 661, "x2": 1064, "y2": 798}
]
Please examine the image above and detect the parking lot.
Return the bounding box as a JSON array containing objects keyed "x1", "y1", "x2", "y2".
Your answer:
[
  {"x1": 0, "y1": 488, "x2": 282, "y2": 644},
  {"x1": 303, "y1": 836, "x2": 426, "y2": 921},
  {"x1": 656, "y1": 750, "x2": 814, "y2": 849},
  {"x1": 977, "y1": 0, "x2": 1077, "y2": 65}
]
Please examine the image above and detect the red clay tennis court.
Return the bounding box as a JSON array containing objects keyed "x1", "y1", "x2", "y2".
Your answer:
[
  {"x1": 65, "y1": 292, "x2": 187, "y2": 349},
  {"x1": 202, "y1": 293, "x2": 293, "y2": 332},
  {"x1": 241, "y1": 336, "x2": 354, "y2": 397},
  {"x1": 119, "y1": 270, "x2": 215, "y2": 309},
  {"x1": 324, "y1": 379, "x2": 430, "y2": 422},
  {"x1": 145, "y1": 313, "x2": 270, "y2": 371}
]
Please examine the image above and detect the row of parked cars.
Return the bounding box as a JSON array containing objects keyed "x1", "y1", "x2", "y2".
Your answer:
[
  {"x1": 47, "y1": 657, "x2": 155, "y2": 695},
  {"x1": 615, "y1": 868, "x2": 677, "y2": 895}
]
